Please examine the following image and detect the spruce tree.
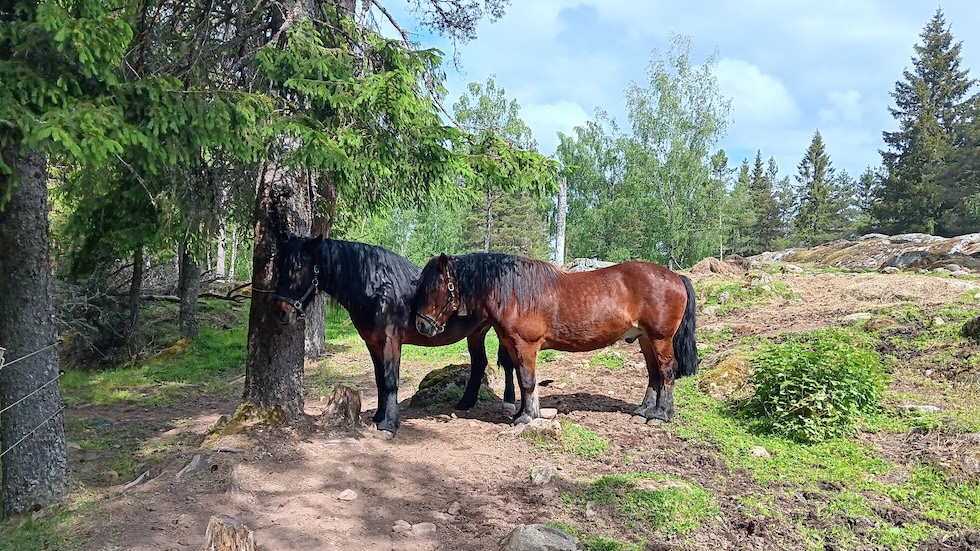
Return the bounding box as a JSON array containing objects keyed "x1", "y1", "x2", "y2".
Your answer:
[
  {"x1": 793, "y1": 130, "x2": 835, "y2": 245},
  {"x1": 871, "y1": 8, "x2": 976, "y2": 235},
  {"x1": 747, "y1": 151, "x2": 782, "y2": 253}
]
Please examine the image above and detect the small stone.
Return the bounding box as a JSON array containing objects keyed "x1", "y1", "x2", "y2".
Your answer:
[
  {"x1": 501, "y1": 524, "x2": 578, "y2": 551},
  {"x1": 843, "y1": 312, "x2": 872, "y2": 321},
  {"x1": 585, "y1": 500, "x2": 598, "y2": 519},
  {"x1": 392, "y1": 520, "x2": 412, "y2": 533},
  {"x1": 962, "y1": 456, "x2": 980, "y2": 475},
  {"x1": 782, "y1": 263, "x2": 803, "y2": 273},
  {"x1": 718, "y1": 291, "x2": 732, "y2": 304},
  {"x1": 521, "y1": 418, "x2": 562, "y2": 439},
  {"x1": 214, "y1": 414, "x2": 232, "y2": 427},
  {"x1": 702, "y1": 305, "x2": 719, "y2": 316},
  {"x1": 106, "y1": 470, "x2": 119, "y2": 482},
  {"x1": 498, "y1": 425, "x2": 525, "y2": 439},
  {"x1": 447, "y1": 501, "x2": 460, "y2": 516},
  {"x1": 337, "y1": 489, "x2": 358, "y2": 501},
  {"x1": 411, "y1": 522, "x2": 437, "y2": 537},
  {"x1": 630, "y1": 415, "x2": 648, "y2": 424},
  {"x1": 750, "y1": 446, "x2": 771, "y2": 459},
  {"x1": 881, "y1": 266, "x2": 900, "y2": 274},
  {"x1": 530, "y1": 465, "x2": 558, "y2": 486},
  {"x1": 899, "y1": 404, "x2": 941, "y2": 414},
  {"x1": 950, "y1": 270, "x2": 971, "y2": 278},
  {"x1": 933, "y1": 317, "x2": 946, "y2": 326},
  {"x1": 540, "y1": 408, "x2": 558, "y2": 419},
  {"x1": 944, "y1": 264, "x2": 965, "y2": 272},
  {"x1": 66, "y1": 441, "x2": 81, "y2": 450}
]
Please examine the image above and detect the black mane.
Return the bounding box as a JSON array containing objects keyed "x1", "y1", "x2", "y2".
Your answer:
[{"x1": 422, "y1": 252, "x2": 560, "y2": 314}]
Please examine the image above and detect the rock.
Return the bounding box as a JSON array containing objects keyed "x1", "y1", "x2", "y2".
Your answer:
[
  {"x1": 750, "y1": 446, "x2": 771, "y2": 459},
  {"x1": 66, "y1": 441, "x2": 81, "y2": 450},
  {"x1": 782, "y1": 263, "x2": 804, "y2": 273},
  {"x1": 498, "y1": 425, "x2": 526, "y2": 439},
  {"x1": 411, "y1": 522, "x2": 437, "y2": 537},
  {"x1": 963, "y1": 456, "x2": 980, "y2": 476},
  {"x1": 702, "y1": 305, "x2": 720, "y2": 316},
  {"x1": 530, "y1": 465, "x2": 558, "y2": 486},
  {"x1": 175, "y1": 453, "x2": 205, "y2": 480},
  {"x1": 585, "y1": 501, "x2": 599, "y2": 519},
  {"x1": 881, "y1": 266, "x2": 901, "y2": 274},
  {"x1": 214, "y1": 414, "x2": 233, "y2": 428},
  {"x1": 630, "y1": 415, "x2": 647, "y2": 424},
  {"x1": 944, "y1": 264, "x2": 965, "y2": 272},
  {"x1": 447, "y1": 501, "x2": 461, "y2": 516},
  {"x1": 337, "y1": 489, "x2": 358, "y2": 501},
  {"x1": 950, "y1": 270, "x2": 971, "y2": 278},
  {"x1": 718, "y1": 291, "x2": 732, "y2": 304},
  {"x1": 933, "y1": 317, "x2": 946, "y2": 326},
  {"x1": 843, "y1": 312, "x2": 872, "y2": 322},
  {"x1": 565, "y1": 258, "x2": 615, "y2": 272},
  {"x1": 392, "y1": 520, "x2": 412, "y2": 533},
  {"x1": 899, "y1": 404, "x2": 941, "y2": 414},
  {"x1": 697, "y1": 351, "x2": 752, "y2": 400},
  {"x1": 539, "y1": 408, "x2": 558, "y2": 419},
  {"x1": 521, "y1": 418, "x2": 562, "y2": 439},
  {"x1": 963, "y1": 316, "x2": 980, "y2": 340},
  {"x1": 500, "y1": 524, "x2": 579, "y2": 551},
  {"x1": 105, "y1": 470, "x2": 119, "y2": 482},
  {"x1": 749, "y1": 273, "x2": 774, "y2": 287}
]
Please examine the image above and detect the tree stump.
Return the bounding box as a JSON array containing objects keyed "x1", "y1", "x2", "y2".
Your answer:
[
  {"x1": 202, "y1": 514, "x2": 255, "y2": 551},
  {"x1": 320, "y1": 384, "x2": 361, "y2": 428}
]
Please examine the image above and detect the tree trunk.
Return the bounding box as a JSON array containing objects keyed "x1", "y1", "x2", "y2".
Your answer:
[
  {"x1": 483, "y1": 187, "x2": 493, "y2": 253},
  {"x1": 177, "y1": 236, "x2": 200, "y2": 340},
  {"x1": 215, "y1": 184, "x2": 229, "y2": 280},
  {"x1": 304, "y1": 171, "x2": 338, "y2": 360},
  {"x1": 126, "y1": 245, "x2": 144, "y2": 358},
  {"x1": 228, "y1": 226, "x2": 238, "y2": 282},
  {"x1": 242, "y1": 155, "x2": 312, "y2": 422},
  {"x1": 555, "y1": 176, "x2": 567, "y2": 266},
  {"x1": 0, "y1": 147, "x2": 68, "y2": 516},
  {"x1": 203, "y1": 514, "x2": 256, "y2": 551}
]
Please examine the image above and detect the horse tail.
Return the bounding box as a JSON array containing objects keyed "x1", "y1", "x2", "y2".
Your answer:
[{"x1": 673, "y1": 275, "x2": 699, "y2": 378}]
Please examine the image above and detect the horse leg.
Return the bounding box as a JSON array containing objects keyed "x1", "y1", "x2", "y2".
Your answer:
[
  {"x1": 652, "y1": 338, "x2": 679, "y2": 421},
  {"x1": 368, "y1": 340, "x2": 401, "y2": 434},
  {"x1": 633, "y1": 335, "x2": 663, "y2": 420},
  {"x1": 497, "y1": 345, "x2": 517, "y2": 412},
  {"x1": 456, "y1": 330, "x2": 490, "y2": 410},
  {"x1": 510, "y1": 340, "x2": 541, "y2": 425}
]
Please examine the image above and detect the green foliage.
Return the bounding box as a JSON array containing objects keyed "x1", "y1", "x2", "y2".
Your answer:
[
  {"x1": 791, "y1": 131, "x2": 859, "y2": 246},
  {"x1": 589, "y1": 350, "x2": 625, "y2": 369},
  {"x1": 699, "y1": 279, "x2": 795, "y2": 314},
  {"x1": 583, "y1": 473, "x2": 717, "y2": 535},
  {"x1": 538, "y1": 349, "x2": 558, "y2": 363},
  {"x1": 884, "y1": 466, "x2": 980, "y2": 527},
  {"x1": 522, "y1": 420, "x2": 609, "y2": 460},
  {"x1": 739, "y1": 329, "x2": 886, "y2": 442}
]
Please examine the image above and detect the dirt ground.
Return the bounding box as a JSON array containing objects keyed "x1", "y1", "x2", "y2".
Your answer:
[{"x1": 67, "y1": 270, "x2": 980, "y2": 551}]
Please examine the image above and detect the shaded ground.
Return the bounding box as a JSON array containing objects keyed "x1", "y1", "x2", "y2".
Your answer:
[{"x1": 57, "y1": 269, "x2": 980, "y2": 550}]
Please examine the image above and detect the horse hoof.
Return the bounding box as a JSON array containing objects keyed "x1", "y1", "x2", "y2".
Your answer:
[
  {"x1": 513, "y1": 413, "x2": 532, "y2": 425},
  {"x1": 369, "y1": 426, "x2": 396, "y2": 440},
  {"x1": 630, "y1": 415, "x2": 648, "y2": 424},
  {"x1": 502, "y1": 402, "x2": 517, "y2": 414}
]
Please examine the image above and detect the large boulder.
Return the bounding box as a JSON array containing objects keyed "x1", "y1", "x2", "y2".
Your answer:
[{"x1": 500, "y1": 524, "x2": 578, "y2": 551}]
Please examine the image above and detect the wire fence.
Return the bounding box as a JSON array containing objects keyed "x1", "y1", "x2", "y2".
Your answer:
[{"x1": 0, "y1": 342, "x2": 66, "y2": 460}]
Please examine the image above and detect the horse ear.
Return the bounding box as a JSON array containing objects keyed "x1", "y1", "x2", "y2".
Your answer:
[
  {"x1": 438, "y1": 253, "x2": 449, "y2": 270},
  {"x1": 304, "y1": 234, "x2": 324, "y2": 253}
]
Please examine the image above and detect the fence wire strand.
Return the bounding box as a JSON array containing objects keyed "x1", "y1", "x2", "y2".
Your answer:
[
  {"x1": 0, "y1": 341, "x2": 59, "y2": 373},
  {"x1": 0, "y1": 371, "x2": 63, "y2": 416},
  {"x1": 0, "y1": 406, "x2": 66, "y2": 459}
]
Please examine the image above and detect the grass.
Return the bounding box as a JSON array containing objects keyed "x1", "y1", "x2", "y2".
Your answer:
[
  {"x1": 589, "y1": 350, "x2": 625, "y2": 370},
  {"x1": 523, "y1": 420, "x2": 610, "y2": 460},
  {"x1": 579, "y1": 472, "x2": 717, "y2": 535},
  {"x1": 699, "y1": 278, "x2": 795, "y2": 314}
]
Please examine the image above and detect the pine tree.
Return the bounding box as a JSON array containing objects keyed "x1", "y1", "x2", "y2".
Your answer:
[
  {"x1": 871, "y1": 8, "x2": 976, "y2": 235},
  {"x1": 793, "y1": 130, "x2": 836, "y2": 245},
  {"x1": 747, "y1": 151, "x2": 782, "y2": 253}
]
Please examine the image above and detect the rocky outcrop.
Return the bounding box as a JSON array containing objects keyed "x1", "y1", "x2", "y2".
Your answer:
[{"x1": 752, "y1": 233, "x2": 980, "y2": 272}]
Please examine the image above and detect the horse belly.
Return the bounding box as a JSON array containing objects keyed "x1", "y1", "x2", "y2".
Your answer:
[{"x1": 544, "y1": 319, "x2": 638, "y2": 352}]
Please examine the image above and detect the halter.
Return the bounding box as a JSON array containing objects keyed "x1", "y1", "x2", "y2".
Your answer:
[
  {"x1": 273, "y1": 264, "x2": 320, "y2": 319},
  {"x1": 417, "y1": 278, "x2": 458, "y2": 334}
]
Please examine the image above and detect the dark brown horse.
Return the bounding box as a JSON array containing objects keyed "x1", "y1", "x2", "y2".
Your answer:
[
  {"x1": 273, "y1": 236, "x2": 516, "y2": 435},
  {"x1": 414, "y1": 253, "x2": 698, "y2": 424}
]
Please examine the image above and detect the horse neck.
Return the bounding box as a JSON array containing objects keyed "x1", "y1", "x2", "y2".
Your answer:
[{"x1": 317, "y1": 239, "x2": 419, "y2": 311}]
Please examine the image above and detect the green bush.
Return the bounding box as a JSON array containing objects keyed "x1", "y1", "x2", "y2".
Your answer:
[{"x1": 740, "y1": 329, "x2": 886, "y2": 442}]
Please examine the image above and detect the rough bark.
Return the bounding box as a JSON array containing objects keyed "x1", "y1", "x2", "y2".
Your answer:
[
  {"x1": 215, "y1": 184, "x2": 229, "y2": 279},
  {"x1": 555, "y1": 176, "x2": 567, "y2": 266},
  {"x1": 177, "y1": 237, "x2": 201, "y2": 340},
  {"x1": 303, "y1": 172, "x2": 338, "y2": 360},
  {"x1": 203, "y1": 514, "x2": 256, "y2": 551},
  {"x1": 0, "y1": 147, "x2": 68, "y2": 516},
  {"x1": 126, "y1": 245, "x2": 144, "y2": 356},
  {"x1": 242, "y1": 155, "x2": 312, "y2": 421}
]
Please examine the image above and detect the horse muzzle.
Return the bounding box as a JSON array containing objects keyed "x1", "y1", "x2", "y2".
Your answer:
[{"x1": 415, "y1": 313, "x2": 444, "y2": 337}]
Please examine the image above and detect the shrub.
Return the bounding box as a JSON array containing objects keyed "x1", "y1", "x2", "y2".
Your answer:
[{"x1": 739, "y1": 329, "x2": 886, "y2": 442}]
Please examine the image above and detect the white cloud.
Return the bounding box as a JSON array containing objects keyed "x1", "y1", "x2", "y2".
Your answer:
[
  {"x1": 715, "y1": 58, "x2": 800, "y2": 127},
  {"x1": 520, "y1": 100, "x2": 591, "y2": 155},
  {"x1": 819, "y1": 90, "x2": 864, "y2": 125}
]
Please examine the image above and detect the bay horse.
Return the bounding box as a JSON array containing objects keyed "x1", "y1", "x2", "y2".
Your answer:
[
  {"x1": 414, "y1": 253, "x2": 698, "y2": 424},
  {"x1": 273, "y1": 236, "x2": 516, "y2": 435}
]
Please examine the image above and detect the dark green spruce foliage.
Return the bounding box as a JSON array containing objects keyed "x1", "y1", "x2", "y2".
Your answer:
[
  {"x1": 871, "y1": 8, "x2": 977, "y2": 236},
  {"x1": 740, "y1": 329, "x2": 886, "y2": 442},
  {"x1": 746, "y1": 152, "x2": 783, "y2": 254}
]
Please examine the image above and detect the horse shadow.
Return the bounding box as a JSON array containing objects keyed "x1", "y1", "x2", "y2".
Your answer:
[{"x1": 398, "y1": 390, "x2": 639, "y2": 426}]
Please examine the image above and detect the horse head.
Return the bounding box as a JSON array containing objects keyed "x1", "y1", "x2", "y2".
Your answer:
[
  {"x1": 273, "y1": 235, "x2": 324, "y2": 325},
  {"x1": 414, "y1": 253, "x2": 461, "y2": 337}
]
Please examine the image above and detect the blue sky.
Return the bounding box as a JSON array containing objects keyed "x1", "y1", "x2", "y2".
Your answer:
[{"x1": 380, "y1": 1, "x2": 980, "y2": 182}]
